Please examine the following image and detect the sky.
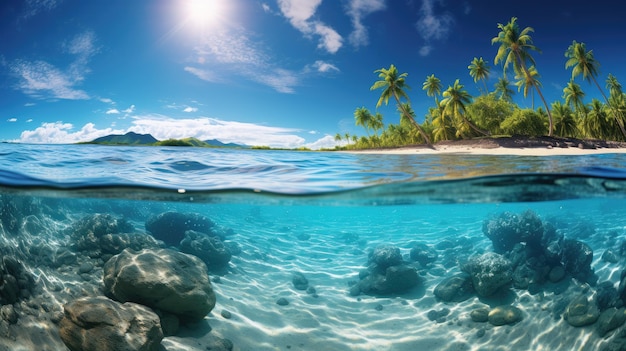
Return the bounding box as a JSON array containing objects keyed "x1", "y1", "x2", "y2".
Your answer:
[{"x1": 1, "y1": 0, "x2": 626, "y2": 148}]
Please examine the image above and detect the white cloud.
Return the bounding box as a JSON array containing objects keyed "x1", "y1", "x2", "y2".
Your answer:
[
  {"x1": 24, "y1": 102, "x2": 36, "y2": 107},
  {"x1": 19, "y1": 122, "x2": 123, "y2": 144},
  {"x1": 346, "y1": 0, "x2": 386, "y2": 48},
  {"x1": 26, "y1": 119, "x2": 33, "y2": 123},
  {"x1": 311, "y1": 60, "x2": 339, "y2": 73},
  {"x1": 415, "y1": 0, "x2": 454, "y2": 56},
  {"x1": 128, "y1": 116, "x2": 305, "y2": 148},
  {"x1": 106, "y1": 109, "x2": 120, "y2": 114},
  {"x1": 10, "y1": 31, "x2": 97, "y2": 100},
  {"x1": 99, "y1": 98, "x2": 114, "y2": 104},
  {"x1": 305, "y1": 134, "x2": 342, "y2": 150},
  {"x1": 123, "y1": 105, "x2": 135, "y2": 113},
  {"x1": 184, "y1": 66, "x2": 219, "y2": 82},
  {"x1": 277, "y1": 0, "x2": 343, "y2": 54},
  {"x1": 22, "y1": 0, "x2": 62, "y2": 19},
  {"x1": 183, "y1": 107, "x2": 198, "y2": 113},
  {"x1": 419, "y1": 45, "x2": 432, "y2": 57},
  {"x1": 10, "y1": 60, "x2": 89, "y2": 99},
  {"x1": 7, "y1": 118, "x2": 17, "y2": 122}
]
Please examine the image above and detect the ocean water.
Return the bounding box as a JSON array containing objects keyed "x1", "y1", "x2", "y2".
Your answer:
[{"x1": 2, "y1": 143, "x2": 626, "y2": 351}]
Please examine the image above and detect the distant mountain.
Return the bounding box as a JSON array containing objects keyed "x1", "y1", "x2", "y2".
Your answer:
[
  {"x1": 90, "y1": 132, "x2": 157, "y2": 145},
  {"x1": 204, "y1": 139, "x2": 248, "y2": 148}
]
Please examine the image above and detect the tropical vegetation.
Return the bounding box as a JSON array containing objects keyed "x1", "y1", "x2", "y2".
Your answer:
[{"x1": 338, "y1": 17, "x2": 626, "y2": 150}]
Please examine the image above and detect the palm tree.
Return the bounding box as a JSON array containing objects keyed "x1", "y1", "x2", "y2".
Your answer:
[
  {"x1": 422, "y1": 74, "x2": 442, "y2": 105},
  {"x1": 492, "y1": 17, "x2": 554, "y2": 136},
  {"x1": 563, "y1": 80, "x2": 586, "y2": 117},
  {"x1": 565, "y1": 40, "x2": 626, "y2": 139},
  {"x1": 468, "y1": 57, "x2": 490, "y2": 94},
  {"x1": 370, "y1": 112, "x2": 384, "y2": 136},
  {"x1": 494, "y1": 77, "x2": 515, "y2": 101},
  {"x1": 606, "y1": 74, "x2": 623, "y2": 97},
  {"x1": 551, "y1": 101, "x2": 578, "y2": 137},
  {"x1": 582, "y1": 99, "x2": 612, "y2": 139},
  {"x1": 514, "y1": 65, "x2": 541, "y2": 109},
  {"x1": 440, "y1": 79, "x2": 489, "y2": 138},
  {"x1": 354, "y1": 107, "x2": 373, "y2": 137},
  {"x1": 371, "y1": 64, "x2": 431, "y2": 144}
]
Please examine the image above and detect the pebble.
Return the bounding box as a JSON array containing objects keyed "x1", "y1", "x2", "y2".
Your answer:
[
  {"x1": 276, "y1": 298, "x2": 289, "y2": 306},
  {"x1": 221, "y1": 310, "x2": 232, "y2": 319}
]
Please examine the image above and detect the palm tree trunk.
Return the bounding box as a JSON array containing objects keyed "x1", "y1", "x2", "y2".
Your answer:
[
  {"x1": 394, "y1": 93, "x2": 432, "y2": 145},
  {"x1": 592, "y1": 76, "x2": 626, "y2": 139},
  {"x1": 516, "y1": 51, "x2": 553, "y2": 136}
]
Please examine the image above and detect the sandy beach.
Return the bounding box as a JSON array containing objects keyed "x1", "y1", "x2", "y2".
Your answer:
[{"x1": 345, "y1": 136, "x2": 626, "y2": 156}]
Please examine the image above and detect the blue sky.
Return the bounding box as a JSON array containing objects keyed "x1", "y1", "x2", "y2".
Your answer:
[{"x1": 1, "y1": 0, "x2": 625, "y2": 148}]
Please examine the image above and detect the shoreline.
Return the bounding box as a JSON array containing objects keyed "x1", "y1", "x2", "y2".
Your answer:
[{"x1": 344, "y1": 136, "x2": 626, "y2": 156}]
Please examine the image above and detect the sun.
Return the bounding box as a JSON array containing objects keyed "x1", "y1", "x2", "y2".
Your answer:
[{"x1": 185, "y1": 0, "x2": 224, "y2": 27}]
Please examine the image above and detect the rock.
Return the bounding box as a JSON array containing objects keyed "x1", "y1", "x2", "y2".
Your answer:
[
  {"x1": 292, "y1": 272, "x2": 309, "y2": 291},
  {"x1": 482, "y1": 210, "x2": 544, "y2": 253},
  {"x1": 434, "y1": 273, "x2": 474, "y2": 302},
  {"x1": 0, "y1": 256, "x2": 34, "y2": 305},
  {"x1": 78, "y1": 262, "x2": 94, "y2": 274},
  {"x1": 562, "y1": 239, "x2": 593, "y2": 281},
  {"x1": 145, "y1": 212, "x2": 215, "y2": 246},
  {"x1": 99, "y1": 233, "x2": 161, "y2": 255},
  {"x1": 59, "y1": 296, "x2": 163, "y2": 351},
  {"x1": 0, "y1": 305, "x2": 18, "y2": 324},
  {"x1": 427, "y1": 308, "x2": 450, "y2": 322},
  {"x1": 462, "y1": 252, "x2": 512, "y2": 297},
  {"x1": 368, "y1": 245, "x2": 403, "y2": 270},
  {"x1": 603, "y1": 250, "x2": 619, "y2": 264},
  {"x1": 179, "y1": 230, "x2": 232, "y2": 270},
  {"x1": 548, "y1": 265, "x2": 566, "y2": 283},
  {"x1": 488, "y1": 305, "x2": 523, "y2": 326},
  {"x1": 276, "y1": 298, "x2": 289, "y2": 306},
  {"x1": 68, "y1": 213, "x2": 134, "y2": 251},
  {"x1": 597, "y1": 307, "x2": 626, "y2": 337},
  {"x1": 470, "y1": 308, "x2": 490, "y2": 323},
  {"x1": 565, "y1": 295, "x2": 600, "y2": 327},
  {"x1": 596, "y1": 282, "x2": 619, "y2": 311},
  {"x1": 358, "y1": 264, "x2": 419, "y2": 295},
  {"x1": 103, "y1": 248, "x2": 216, "y2": 323},
  {"x1": 221, "y1": 310, "x2": 232, "y2": 319},
  {"x1": 409, "y1": 243, "x2": 438, "y2": 266}
]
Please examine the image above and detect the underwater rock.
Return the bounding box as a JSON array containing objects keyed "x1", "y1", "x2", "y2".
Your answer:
[
  {"x1": 482, "y1": 210, "x2": 544, "y2": 254},
  {"x1": 276, "y1": 297, "x2": 289, "y2": 306},
  {"x1": 409, "y1": 243, "x2": 438, "y2": 266},
  {"x1": 357, "y1": 264, "x2": 419, "y2": 296},
  {"x1": 561, "y1": 239, "x2": 594, "y2": 282},
  {"x1": 145, "y1": 211, "x2": 215, "y2": 246},
  {"x1": 103, "y1": 248, "x2": 216, "y2": 323},
  {"x1": 565, "y1": 295, "x2": 600, "y2": 327},
  {"x1": 597, "y1": 307, "x2": 626, "y2": 337},
  {"x1": 548, "y1": 265, "x2": 566, "y2": 283},
  {"x1": 602, "y1": 249, "x2": 619, "y2": 264},
  {"x1": 0, "y1": 195, "x2": 38, "y2": 235},
  {"x1": 59, "y1": 296, "x2": 163, "y2": 351},
  {"x1": 179, "y1": 230, "x2": 232, "y2": 270},
  {"x1": 68, "y1": 213, "x2": 135, "y2": 251},
  {"x1": 368, "y1": 245, "x2": 403, "y2": 270},
  {"x1": 470, "y1": 307, "x2": 490, "y2": 323},
  {"x1": 433, "y1": 273, "x2": 474, "y2": 302},
  {"x1": 487, "y1": 305, "x2": 523, "y2": 326},
  {"x1": 292, "y1": 272, "x2": 309, "y2": 291},
  {"x1": 99, "y1": 233, "x2": 161, "y2": 255},
  {"x1": 462, "y1": 252, "x2": 512, "y2": 297},
  {"x1": 427, "y1": 308, "x2": 450, "y2": 323},
  {"x1": 596, "y1": 281, "x2": 619, "y2": 311},
  {"x1": 0, "y1": 305, "x2": 18, "y2": 324},
  {"x1": 0, "y1": 256, "x2": 35, "y2": 305}
]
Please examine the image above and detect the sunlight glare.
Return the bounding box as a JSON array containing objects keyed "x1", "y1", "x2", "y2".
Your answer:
[{"x1": 186, "y1": 0, "x2": 223, "y2": 27}]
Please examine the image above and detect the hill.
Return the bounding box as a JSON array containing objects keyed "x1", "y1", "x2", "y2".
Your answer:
[{"x1": 90, "y1": 132, "x2": 157, "y2": 145}]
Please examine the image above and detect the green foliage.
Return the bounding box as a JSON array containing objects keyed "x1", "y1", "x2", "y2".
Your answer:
[
  {"x1": 500, "y1": 109, "x2": 547, "y2": 136},
  {"x1": 467, "y1": 94, "x2": 516, "y2": 135},
  {"x1": 155, "y1": 139, "x2": 195, "y2": 147}
]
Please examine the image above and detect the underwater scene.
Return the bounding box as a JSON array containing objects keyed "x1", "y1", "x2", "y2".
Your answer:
[{"x1": 2, "y1": 144, "x2": 626, "y2": 351}]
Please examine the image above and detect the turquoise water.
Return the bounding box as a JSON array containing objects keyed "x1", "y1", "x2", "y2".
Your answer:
[{"x1": 2, "y1": 144, "x2": 626, "y2": 350}]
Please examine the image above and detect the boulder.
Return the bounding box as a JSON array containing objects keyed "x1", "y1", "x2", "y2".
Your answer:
[
  {"x1": 482, "y1": 210, "x2": 544, "y2": 254},
  {"x1": 0, "y1": 256, "x2": 34, "y2": 305},
  {"x1": 433, "y1": 273, "x2": 474, "y2": 302},
  {"x1": 68, "y1": 213, "x2": 134, "y2": 251},
  {"x1": 368, "y1": 245, "x2": 403, "y2": 270},
  {"x1": 103, "y1": 248, "x2": 216, "y2": 323},
  {"x1": 145, "y1": 212, "x2": 215, "y2": 246},
  {"x1": 597, "y1": 307, "x2": 626, "y2": 337},
  {"x1": 488, "y1": 305, "x2": 523, "y2": 326},
  {"x1": 409, "y1": 243, "x2": 438, "y2": 266},
  {"x1": 565, "y1": 295, "x2": 600, "y2": 327},
  {"x1": 357, "y1": 264, "x2": 419, "y2": 295},
  {"x1": 179, "y1": 230, "x2": 231, "y2": 269},
  {"x1": 462, "y1": 252, "x2": 512, "y2": 297},
  {"x1": 562, "y1": 239, "x2": 594, "y2": 281},
  {"x1": 59, "y1": 296, "x2": 163, "y2": 351}
]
